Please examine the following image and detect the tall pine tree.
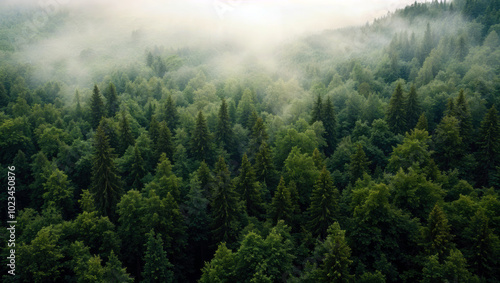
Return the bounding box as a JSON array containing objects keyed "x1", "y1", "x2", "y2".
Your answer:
[
  {"x1": 254, "y1": 141, "x2": 275, "y2": 187},
  {"x1": 90, "y1": 84, "x2": 105, "y2": 129},
  {"x1": 142, "y1": 230, "x2": 174, "y2": 283},
  {"x1": 270, "y1": 176, "x2": 293, "y2": 224},
  {"x1": 322, "y1": 96, "x2": 337, "y2": 156},
  {"x1": 421, "y1": 204, "x2": 454, "y2": 260},
  {"x1": 308, "y1": 167, "x2": 339, "y2": 238},
  {"x1": 234, "y1": 153, "x2": 263, "y2": 218},
  {"x1": 91, "y1": 121, "x2": 123, "y2": 219},
  {"x1": 386, "y1": 82, "x2": 407, "y2": 134},
  {"x1": 156, "y1": 121, "x2": 174, "y2": 162},
  {"x1": 106, "y1": 82, "x2": 119, "y2": 118},
  {"x1": 165, "y1": 95, "x2": 178, "y2": 130},
  {"x1": 216, "y1": 98, "x2": 234, "y2": 153},
  {"x1": 477, "y1": 106, "x2": 500, "y2": 187},
  {"x1": 318, "y1": 222, "x2": 353, "y2": 282},
  {"x1": 348, "y1": 143, "x2": 371, "y2": 185},
  {"x1": 311, "y1": 94, "x2": 323, "y2": 125},
  {"x1": 190, "y1": 111, "x2": 212, "y2": 163},
  {"x1": 118, "y1": 110, "x2": 135, "y2": 155},
  {"x1": 406, "y1": 84, "x2": 421, "y2": 131}
]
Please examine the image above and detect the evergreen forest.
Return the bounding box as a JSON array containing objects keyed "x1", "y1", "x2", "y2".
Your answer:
[{"x1": 1, "y1": 0, "x2": 500, "y2": 282}]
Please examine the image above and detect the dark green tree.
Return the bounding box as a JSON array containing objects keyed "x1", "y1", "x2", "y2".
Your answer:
[
  {"x1": 91, "y1": 122, "x2": 123, "y2": 219},
  {"x1": 156, "y1": 121, "x2": 174, "y2": 162},
  {"x1": 405, "y1": 85, "x2": 421, "y2": 131},
  {"x1": 75, "y1": 89, "x2": 83, "y2": 118},
  {"x1": 421, "y1": 204, "x2": 454, "y2": 260},
  {"x1": 386, "y1": 82, "x2": 407, "y2": 134},
  {"x1": 104, "y1": 251, "x2": 134, "y2": 283},
  {"x1": 118, "y1": 110, "x2": 135, "y2": 155},
  {"x1": 416, "y1": 113, "x2": 428, "y2": 131},
  {"x1": 254, "y1": 141, "x2": 275, "y2": 187},
  {"x1": 211, "y1": 156, "x2": 241, "y2": 243},
  {"x1": 234, "y1": 153, "x2": 263, "y2": 217},
  {"x1": 165, "y1": 95, "x2": 178, "y2": 130},
  {"x1": 318, "y1": 222, "x2": 353, "y2": 282},
  {"x1": 477, "y1": 106, "x2": 500, "y2": 187},
  {"x1": 308, "y1": 167, "x2": 339, "y2": 238},
  {"x1": 199, "y1": 243, "x2": 235, "y2": 283},
  {"x1": 248, "y1": 117, "x2": 269, "y2": 158},
  {"x1": 270, "y1": 177, "x2": 293, "y2": 224},
  {"x1": 141, "y1": 230, "x2": 174, "y2": 283},
  {"x1": 190, "y1": 111, "x2": 212, "y2": 162},
  {"x1": 90, "y1": 84, "x2": 105, "y2": 128},
  {"x1": 348, "y1": 143, "x2": 371, "y2": 185},
  {"x1": 312, "y1": 148, "x2": 325, "y2": 170},
  {"x1": 434, "y1": 115, "x2": 463, "y2": 171},
  {"x1": 197, "y1": 160, "x2": 215, "y2": 199},
  {"x1": 106, "y1": 82, "x2": 119, "y2": 118},
  {"x1": 216, "y1": 98, "x2": 234, "y2": 152},
  {"x1": 130, "y1": 144, "x2": 147, "y2": 190},
  {"x1": 42, "y1": 169, "x2": 74, "y2": 218},
  {"x1": 453, "y1": 89, "x2": 473, "y2": 147},
  {"x1": 148, "y1": 116, "x2": 160, "y2": 146},
  {"x1": 311, "y1": 94, "x2": 323, "y2": 124},
  {"x1": 322, "y1": 96, "x2": 337, "y2": 156}
]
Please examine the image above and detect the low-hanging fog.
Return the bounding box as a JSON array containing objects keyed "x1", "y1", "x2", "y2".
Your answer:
[{"x1": 3, "y1": 0, "x2": 435, "y2": 89}]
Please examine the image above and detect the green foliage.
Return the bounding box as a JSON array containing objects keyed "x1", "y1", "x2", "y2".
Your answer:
[
  {"x1": 199, "y1": 243, "x2": 235, "y2": 283},
  {"x1": 270, "y1": 177, "x2": 293, "y2": 224},
  {"x1": 388, "y1": 129, "x2": 433, "y2": 173},
  {"x1": 105, "y1": 83, "x2": 119, "y2": 118},
  {"x1": 191, "y1": 111, "x2": 212, "y2": 162},
  {"x1": 235, "y1": 153, "x2": 264, "y2": 217},
  {"x1": 118, "y1": 110, "x2": 135, "y2": 155},
  {"x1": 386, "y1": 83, "x2": 407, "y2": 135},
  {"x1": 90, "y1": 85, "x2": 105, "y2": 129},
  {"x1": 421, "y1": 204, "x2": 454, "y2": 259},
  {"x1": 477, "y1": 105, "x2": 500, "y2": 186},
  {"x1": 142, "y1": 230, "x2": 174, "y2": 283},
  {"x1": 308, "y1": 167, "x2": 339, "y2": 238},
  {"x1": 348, "y1": 143, "x2": 371, "y2": 185},
  {"x1": 42, "y1": 169, "x2": 74, "y2": 218}
]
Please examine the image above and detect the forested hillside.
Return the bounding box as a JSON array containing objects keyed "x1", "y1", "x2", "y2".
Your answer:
[{"x1": 1, "y1": 0, "x2": 500, "y2": 282}]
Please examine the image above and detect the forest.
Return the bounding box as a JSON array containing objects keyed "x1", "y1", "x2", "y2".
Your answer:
[{"x1": 0, "y1": 0, "x2": 500, "y2": 282}]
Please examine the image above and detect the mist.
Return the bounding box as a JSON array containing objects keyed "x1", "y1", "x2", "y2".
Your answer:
[{"x1": 3, "y1": 0, "x2": 430, "y2": 88}]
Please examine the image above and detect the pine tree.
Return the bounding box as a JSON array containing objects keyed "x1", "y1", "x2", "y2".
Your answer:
[
  {"x1": 216, "y1": 99, "x2": 234, "y2": 152},
  {"x1": 148, "y1": 116, "x2": 160, "y2": 146},
  {"x1": 42, "y1": 169, "x2": 74, "y2": 218},
  {"x1": 308, "y1": 167, "x2": 339, "y2": 238},
  {"x1": 406, "y1": 84, "x2": 421, "y2": 130},
  {"x1": 322, "y1": 96, "x2": 337, "y2": 156},
  {"x1": 416, "y1": 113, "x2": 428, "y2": 131},
  {"x1": 156, "y1": 121, "x2": 174, "y2": 162},
  {"x1": 106, "y1": 83, "x2": 119, "y2": 118},
  {"x1": 130, "y1": 144, "x2": 146, "y2": 190},
  {"x1": 311, "y1": 94, "x2": 322, "y2": 124},
  {"x1": 91, "y1": 122, "x2": 123, "y2": 219},
  {"x1": 90, "y1": 84, "x2": 105, "y2": 128},
  {"x1": 75, "y1": 90, "x2": 83, "y2": 118},
  {"x1": 454, "y1": 89, "x2": 473, "y2": 146},
  {"x1": 434, "y1": 115, "x2": 463, "y2": 171},
  {"x1": 190, "y1": 111, "x2": 212, "y2": 162},
  {"x1": 249, "y1": 117, "x2": 269, "y2": 158},
  {"x1": 270, "y1": 176, "x2": 293, "y2": 224},
  {"x1": 254, "y1": 141, "x2": 275, "y2": 187},
  {"x1": 211, "y1": 156, "x2": 241, "y2": 243},
  {"x1": 165, "y1": 95, "x2": 178, "y2": 130},
  {"x1": 318, "y1": 222, "x2": 353, "y2": 282},
  {"x1": 118, "y1": 110, "x2": 135, "y2": 155},
  {"x1": 142, "y1": 230, "x2": 174, "y2": 283},
  {"x1": 422, "y1": 204, "x2": 454, "y2": 260},
  {"x1": 386, "y1": 82, "x2": 407, "y2": 134},
  {"x1": 477, "y1": 106, "x2": 500, "y2": 187},
  {"x1": 234, "y1": 153, "x2": 263, "y2": 217},
  {"x1": 104, "y1": 251, "x2": 133, "y2": 283},
  {"x1": 348, "y1": 143, "x2": 371, "y2": 185},
  {"x1": 197, "y1": 160, "x2": 215, "y2": 199},
  {"x1": 312, "y1": 148, "x2": 325, "y2": 170}
]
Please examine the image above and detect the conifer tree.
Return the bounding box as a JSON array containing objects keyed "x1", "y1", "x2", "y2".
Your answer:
[
  {"x1": 416, "y1": 113, "x2": 428, "y2": 131},
  {"x1": 118, "y1": 110, "x2": 135, "y2": 155},
  {"x1": 90, "y1": 84, "x2": 105, "y2": 128},
  {"x1": 75, "y1": 89, "x2": 83, "y2": 118},
  {"x1": 211, "y1": 156, "x2": 241, "y2": 243},
  {"x1": 197, "y1": 160, "x2": 215, "y2": 199},
  {"x1": 148, "y1": 116, "x2": 160, "y2": 145},
  {"x1": 318, "y1": 222, "x2": 353, "y2": 282},
  {"x1": 142, "y1": 230, "x2": 174, "y2": 283},
  {"x1": 270, "y1": 176, "x2": 293, "y2": 224},
  {"x1": 422, "y1": 204, "x2": 454, "y2": 260},
  {"x1": 348, "y1": 143, "x2": 371, "y2": 185},
  {"x1": 322, "y1": 96, "x2": 337, "y2": 156},
  {"x1": 130, "y1": 144, "x2": 146, "y2": 190},
  {"x1": 310, "y1": 94, "x2": 322, "y2": 124},
  {"x1": 386, "y1": 82, "x2": 407, "y2": 134},
  {"x1": 91, "y1": 122, "x2": 123, "y2": 219},
  {"x1": 466, "y1": 209, "x2": 498, "y2": 279},
  {"x1": 216, "y1": 98, "x2": 234, "y2": 152},
  {"x1": 106, "y1": 82, "x2": 119, "y2": 118},
  {"x1": 165, "y1": 95, "x2": 178, "y2": 130},
  {"x1": 477, "y1": 106, "x2": 500, "y2": 186},
  {"x1": 312, "y1": 148, "x2": 325, "y2": 170},
  {"x1": 406, "y1": 84, "x2": 421, "y2": 130},
  {"x1": 454, "y1": 89, "x2": 473, "y2": 146},
  {"x1": 156, "y1": 121, "x2": 174, "y2": 161},
  {"x1": 434, "y1": 115, "x2": 463, "y2": 171},
  {"x1": 234, "y1": 153, "x2": 263, "y2": 217},
  {"x1": 42, "y1": 169, "x2": 74, "y2": 218},
  {"x1": 104, "y1": 251, "x2": 134, "y2": 283},
  {"x1": 254, "y1": 141, "x2": 275, "y2": 187},
  {"x1": 190, "y1": 111, "x2": 212, "y2": 162},
  {"x1": 249, "y1": 117, "x2": 269, "y2": 158},
  {"x1": 308, "y1": 167, "x2": 339, "y2": 238}
]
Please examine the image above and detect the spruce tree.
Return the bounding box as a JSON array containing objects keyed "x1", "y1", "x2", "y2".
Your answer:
[
  {"x1": 312, "y1": 148, "x2": 325, "y2": 170},
  {"x1": 406, "y1": 84, "x2": 421, "y2": 131},
  {"x1": 466, "y1": 209, "x2": 498, "y2": 280},
  {"x1": 211, "y1": 156, "x2": 241, "y2": 243},
  {"x1": 130, "y1": 144, "x2": 146, "y2": 190},
  {"x1": 165, "y1": 95, "x2": 178, "y2": 130},
  {"x1": 386, "y1": 82, "x2": 407, "y2": 134},
  {"x1": 90, "y1": 84, "x2": 105, "y2": 129},
  {"x1": 118, "y1": 110, "x2": 135, "y2": 155},
  {"x1": 454, "y1": 89, "x2": 473, "y2": 147},
  {"x1": 416, "y1": 113, "x2": 429, "y2": 131},
  {"x1": 434, "y1": 115, "x2": 463, "y2": 171},
  {"x1": 254, "y1": 141, "x2": 275, "y2": 187},
  {"x1": 216, "y1": 98, "x2": 234, "y2": 152},
  {"x1": 234, "y1": 153, "x2": 263, "y2": 217},
  {"x1": 348, "y1": 143, "x2": 371, "y2": 185},
  {"x1": 75, "y1": 89, "x2": 83, "y2": 119},
  {"x1": 310, "y1": 94, "x2": 322, "y2": 124},
  {"x1": 190, "y1": 111, "x2": 212, "y2": 163},
  {"x1": 91, "y1": 122, "x2": 123, "y2": 219},
  {"x1": 156, "y1": 121, "x2": 174, "y2": 162},
  {"x1": 318, "y1": 222, "x2": 353, "y2": 282},
  {"x1": 308, "y1": 167, "x2": 339, "y2": 238},
  {"x1": 422, "y1": 204, "x2": 454, "y2": 260},
  {"x1": 148, "y1": 116, "x2": 160, "y2": 146},
  {"x1": 106, "y1": 82, "x2": 119, "y2": 118},
  {"x1": 248, "y1": 117, "x2": 269, "y2": 158},
  {"x1": 104, "y1": 251, "x2": 133, "y2": 283},
  {"x1": 270, "y1": 176, "x2": 293, "y2": 224},
  {"x1": 197, "y1": 160, "x2": 215, "y2": 199},
  {"x1": 322, "y1": 96, "x2": 337, "y2": 156},
  {"x1": 477, "y1": 106, "x2": 500, "y2": 187},
  {"x1": 142, "y1": 230, "x2": 174, "y2": 283}
]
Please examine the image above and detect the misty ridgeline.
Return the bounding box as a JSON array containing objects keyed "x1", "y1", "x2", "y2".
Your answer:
[{"x1": 1, "y1": 0, "x2": 500, "y2": 282}]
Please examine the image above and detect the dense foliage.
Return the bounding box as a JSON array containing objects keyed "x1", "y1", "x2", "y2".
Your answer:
[{"x1": 1, "y1": 1, "x2": 500, "y2": 282}]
